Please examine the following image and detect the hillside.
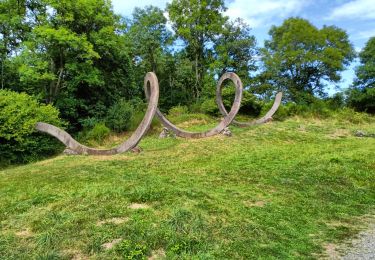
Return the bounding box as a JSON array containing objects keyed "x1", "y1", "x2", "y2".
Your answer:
[{"x1": 1, "y1": 116, "x2": 375, "y2": 259}]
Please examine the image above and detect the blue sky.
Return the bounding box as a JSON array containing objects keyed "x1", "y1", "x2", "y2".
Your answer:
[{"x1": 112, "y1": 0, "x2": 375, "y2": 93}]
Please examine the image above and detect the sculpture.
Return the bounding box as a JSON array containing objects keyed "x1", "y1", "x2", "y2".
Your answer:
[
  {"x1": 36, "y1": 72, "x2": 282, "y2": 155},
  {"x1": 216, "y1": 91, "x2": 283, "y2": 127},
  {"x1": 35, "y1": 72, "x2": 159, "y2": 155},
  {"x1": 154, "y1": 72, "x2": 243, "y2": 138}
]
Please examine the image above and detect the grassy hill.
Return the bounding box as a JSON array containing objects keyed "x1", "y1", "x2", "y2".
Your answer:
[{"x1": 1, "y1": 116, "x2": 375, "y2": 259}]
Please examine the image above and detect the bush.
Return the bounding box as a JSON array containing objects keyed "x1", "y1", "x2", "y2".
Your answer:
[
  {"x1": 85, "y1": 123, "x2": 110, "y2": 144},
  {"x1": 106, "y1": 100, "x2": 134, "y2": 133},
  {"x1": 200, "y1": 98, "x2": 219, "y2": 115},
  {"x1": 168, "y1": 105, "x2": 189, "y2": 116},
  {"x1": 0, "y1": 90, "x2": 64, "y2": 166},
  {"x1": 347, "y1": 87, "x2": 375, "y2": 114},
  {"x1": 221, "y1": 88, "x2": 263, "y2": 116}
]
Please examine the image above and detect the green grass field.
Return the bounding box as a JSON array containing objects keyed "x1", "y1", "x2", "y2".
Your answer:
[{"x1": 1, "y1": 116, "x2": 375, "y2": 259}]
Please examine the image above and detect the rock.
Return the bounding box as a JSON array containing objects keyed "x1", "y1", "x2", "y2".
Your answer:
[
  {"x1": 354, "y1": 130, "x2": 367, "y2": 137},
  {"x1": 63, "y1": 148, "x2": 78, "y2": 155},
  {"x1": 221, "y1": 127, "x2": 232, "y2": 137},
  {"x1": 131, "y1": 146, "x2": 142, "y2": 154},
  {"x1": 159, "y1": 127, "x2": 175, "y2": 139}
]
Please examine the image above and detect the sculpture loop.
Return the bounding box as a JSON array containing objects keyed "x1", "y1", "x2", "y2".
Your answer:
[
  {"x1": 155, "y1": 72, "x2": 243, "y2": 138},
  {"x1": 36, "y1": 72, "x2": 159, "y2": 155},
  {"x1": 217, "y1": 91, "x2": 283, "y2": 127}
]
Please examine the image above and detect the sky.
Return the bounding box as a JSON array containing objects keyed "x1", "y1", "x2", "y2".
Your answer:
[{"x1": 111, "y1": 0, "x2": 375, "y2": 93}]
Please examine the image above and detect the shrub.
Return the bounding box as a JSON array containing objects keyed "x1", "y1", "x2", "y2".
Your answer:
[
  {"x1": 106, "y1": 100, "x2": 134, "y2": 133},
  {"x1": 168, "y1": 105, "x2": 189, "y2": 116},
  {"x1": 221, "y1": 87, "x2": 263, "y2": 116},
  {"x1": 85, "y1": 123, "x2": 110, "y2": 144},
  {"x1": 0, "y1": 90, "x2": 64, "y2": 166},
  {"x1": 347, "y1": 87, "x2": 375, "y2": 114},
  {"x1": 200, "y1": 98, "x2": 219, "y2": 115}
]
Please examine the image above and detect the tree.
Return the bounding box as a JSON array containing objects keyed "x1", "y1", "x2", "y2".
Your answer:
[
  {"x1": 260, "y1": 17, "x2": 355, "y2": 103},
  {"x1": 0, "y1": 0, "x2": 30, "y2": 90},
  {"x1": 212, "y1": 18, "x2": 257, "y2": 89},
  {"x1": 126, "y1": 6, "x2": 172, "y2": 74},
  {"x1": 347, "y1": 37, "x2": 375, "y2": 113},
  {"x1": 167, "y1": 0, "x2": 227, "y2": 100},
  {"x1": 8, "y1": 0, "x2": 136, "y2": 129}
]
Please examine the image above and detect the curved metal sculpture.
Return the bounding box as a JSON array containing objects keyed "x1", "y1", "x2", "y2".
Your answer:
[
  {"x1": 217, "y1": 91, "x2": 283, "y2": 127},
  {"x1": 154, "y1": 72, "x2": 243, "y2": 138},
  {"x1": 35, "y1": 72, "x2": 160, "y2": 155}
]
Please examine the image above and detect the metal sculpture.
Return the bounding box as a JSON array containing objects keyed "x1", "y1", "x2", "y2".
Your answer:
[
  {"x1": 216, "y1": 91, "x2": 283, "y2": 127},
  {"x1": 154, "y1": 72, "x2": 243, "y2": 138},
  {"x1": 35, "y1": 72, "x2": 159, "y2": 155}
]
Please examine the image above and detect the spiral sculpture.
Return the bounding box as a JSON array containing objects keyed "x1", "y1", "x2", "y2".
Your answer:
[
  {"x1": 35, "y1": 72, "x2": 159, "y2": 155},
  {"x1": 155, "y1": 72, "x2": 243, "y2": 138},
  {"x1": 36, "y1": 72, "x2": 282, "y2": 154},
  {"x1": 217, "y1": 91, "x2": 283, "y2": 127}
]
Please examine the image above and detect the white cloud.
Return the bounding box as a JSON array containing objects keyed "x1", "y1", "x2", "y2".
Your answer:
[
  {"x1": 355, "y1": 28, "x2": 375, "y2": 39},
  {"x1": 328, "y1": 0, "x2": 375, "y2": 20},
  {"x1": 225, "y1": 0, "x2": 309, "y2": 28},
  {"x1": 111, "y1": 0, "x2": 170, "y2": 17}
]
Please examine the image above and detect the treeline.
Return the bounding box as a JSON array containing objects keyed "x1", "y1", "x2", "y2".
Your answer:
[{"x1": 0, "y1": 0, "x2": 374, "y2": 133}]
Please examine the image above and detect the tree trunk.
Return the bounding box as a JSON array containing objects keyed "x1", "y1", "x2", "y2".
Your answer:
[
  {"x1": 1, "y1": 58, "x2": 4, "y2": 89},
  {"x1": 195, "y1": 53, "x2": 199, "y2": 100}
]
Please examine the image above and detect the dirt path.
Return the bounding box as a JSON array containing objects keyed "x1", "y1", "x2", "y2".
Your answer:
[{"x1": 341, "y1": 223, "x2": 375, "y2": 260}]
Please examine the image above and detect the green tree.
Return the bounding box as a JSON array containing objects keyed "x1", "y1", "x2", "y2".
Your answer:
[
  {"x1": 347, "y1": 37, "x2": 375, "y2": 113},
  {"x1": 8, "y1": 0, "x2": 136, "y2": 129},
  {"x1": 260, "y1": 17, "x2": 355, "y2": 103},
  {"x1": 167, "y1": 0, "x2": 227, "y2": 100},
  {"x1": 213, "y1": 18, "x2": 257, "y2": 86},
  {"x1": 0, "y1": 0, "x2": 30, "y2": 90},
  {"x1": 126, "y1": 6, "x2": 172, "y2": 74}
]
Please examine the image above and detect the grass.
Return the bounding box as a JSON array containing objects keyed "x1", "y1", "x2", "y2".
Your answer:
[{"x1": 0, "y1": 115, "x2": 375, "y2": 259}]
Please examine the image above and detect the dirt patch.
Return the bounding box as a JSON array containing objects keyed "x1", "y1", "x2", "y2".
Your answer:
[
  {"x1": 96, "y1": 217, "x2": 129, "y2": 226},
  {"x1": 15, "y1": 229, "x2": 33, "y2": 238},
  {"x1": 178, "y1": 119, "x2": 208, "y2": 128},
  {"x1": 328, "y1": 129, "x2": 351, "y2": 139},
  {"x1": 63, "y1": 249, "x2": 89, "y2": 260},
  {"x1": 102, "y1": 238, "x2": 122, "y2": 250},
  {"x1": 148, "y1": 249, "x2": 166, "y2": 260},
  {"x1": 243, "y1": 200, "x2": 266, "y2": 207},
  {"x1": 324, "y1": 243, "x2": 340, "y2": 259},
  {"x1": 128, "y1": 203, "x2": 150, "y2": 209}
]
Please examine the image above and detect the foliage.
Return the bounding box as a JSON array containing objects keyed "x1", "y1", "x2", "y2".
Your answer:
[
  {"x1": 212, "y1": 18, "x2": 258, "y2": 87},
  {"x1": 168, "y1": 105, "x2": 189, "y2": 116},
  {"x1": 167, "y1": 0, "x2": 227, "y2": 100},
  {"x1": 0, "y1": 90, "x2": 63, "y2": 165},
  {"x1": 200, "y1": 98, "x2": 219, "y2": 115},
  {"x1": 106, "y1": 100, "x2": 134, "y2": 133},
  {"x1": 1, "y1": 0, "x2": 136, "y2": 130},
  {"x1": 347, "y1": 37, "x2": 375, "y2": 113},
  {"x1": 85, "y1": 122, "x2": 110, "y2": 144},
  {"x1": 260, "y1": 17, "x2": 355, "y2": 103}
]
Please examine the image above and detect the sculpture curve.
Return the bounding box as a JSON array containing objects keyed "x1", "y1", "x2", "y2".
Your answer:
[
  {"x1": 35, "y1": 72, "x2": 160, "y2": 155},
  {"x1": 217, "y1": 91, "x2": 283, "y2": 127},
  {"x1": 155, "y1": 72, "x2": 243, "y2": 138}
]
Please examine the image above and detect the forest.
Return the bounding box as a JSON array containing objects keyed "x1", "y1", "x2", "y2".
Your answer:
[{"x1": 0, "y1": 0, "x2": 374, "y2": 165}]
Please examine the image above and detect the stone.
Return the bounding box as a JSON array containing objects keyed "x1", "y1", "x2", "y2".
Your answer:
[
  {"x1": 355, "y1": 130, "x2": 367, "y2": 137},
  {"x1": 221, "y1": 127, "x2": 232, "y2": 137},
  {"x1": 131, "y1": 146, "x2": 142, "y2": 153},
  {"x1": 159, "y1": 127, "x2": 170, "y2": 139}
]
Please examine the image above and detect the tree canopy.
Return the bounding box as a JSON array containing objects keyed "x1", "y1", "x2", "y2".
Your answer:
[
  {"x1": 347, "y1": 37, "x2": 375, "y2": 113},
  {"x1": 260, "y1": 17, "x2": 355, "y2": 103}
]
